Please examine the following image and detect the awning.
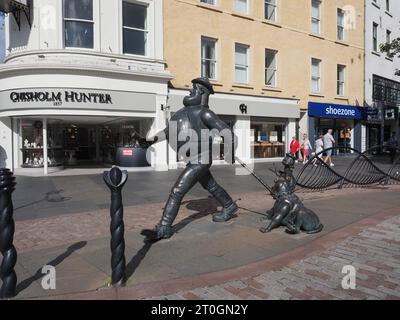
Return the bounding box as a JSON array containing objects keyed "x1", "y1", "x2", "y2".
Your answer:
[{"x1": 168, "y1": 90, "x2": 300, "y2": 118}]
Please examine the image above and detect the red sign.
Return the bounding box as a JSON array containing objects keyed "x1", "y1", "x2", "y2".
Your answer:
[{"x1": 122, "y1": 149, "x2": 133, "y2": 156}]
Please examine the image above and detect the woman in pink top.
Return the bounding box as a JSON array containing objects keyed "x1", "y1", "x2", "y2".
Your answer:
[{"x1": 301, "y1": 134, "x2": 312, "y2": 164}]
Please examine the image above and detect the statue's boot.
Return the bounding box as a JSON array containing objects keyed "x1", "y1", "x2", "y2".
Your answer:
[
  {"x1": 209, "y1": 185, "x2": 238, "y2": 222},
  {"x1": 154, "y1": 195, "x2": 181, "y2": 240},
  {"x1": 213, "y1": 202, "x2": 239, "y2": 222}
]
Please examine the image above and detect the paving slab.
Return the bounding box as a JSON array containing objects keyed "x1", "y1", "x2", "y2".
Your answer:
[{"x1": 7, "y1": 184, "x2": 399, "y2": 299}]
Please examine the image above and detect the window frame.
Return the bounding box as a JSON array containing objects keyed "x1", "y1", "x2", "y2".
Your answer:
[
  {"x1": 311, "y1": 0, "x2": 321, "y2": 34},
  {"x1": 311, "y1": 58, "x2": 322, "y2": 93},
  {"x1": 265, "y1": 48, "x2": 278, "y2": 87},
  {"x1": 264, "y1": 0, "x2": 278, "y2": 22},
  {"x1": 234, "y1": 43, "x2": 250, "y2": 84},
  {"x1": 337, "y1": 64, "x2": 346, "y2": 96},
  {"x1": 337, "y1": 8, "x2": 345, "y2": 41},
  {"x1": 201, "y1": 36, "x2": 218, "y2": 80},
  {"x1": 63, "y1": 0, "x2": 95, "y2": 50},
  {"x1": 372, "y1": 22, "x2": 378, "y2": 52},
  {"x1": 121, "y1": 0, "x2": 150, "y2": 57},
  {"x1": 200, "y1": 0, "x2": 217, "y2": 5},
  {"x1": 235, "y1": 0, "x2": 249, "y2": 15}
]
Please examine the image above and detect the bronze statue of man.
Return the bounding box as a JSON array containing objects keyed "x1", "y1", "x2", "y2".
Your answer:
[{"x1": 135, "y1": 77, "x2": 238, "y2": 240}]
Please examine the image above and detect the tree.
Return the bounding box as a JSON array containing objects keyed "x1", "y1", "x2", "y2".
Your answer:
[{"x1": 380, "y1": 37, "x2": 400, "y2": 76}]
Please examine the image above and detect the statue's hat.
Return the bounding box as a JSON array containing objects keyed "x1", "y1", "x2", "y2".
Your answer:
[{"x1": 192, "y1": 77, "x2": 215, "y2": 94}]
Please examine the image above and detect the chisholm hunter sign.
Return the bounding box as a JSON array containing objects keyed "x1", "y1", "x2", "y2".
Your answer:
[
  {"x1": 0, "y1": 88, "x2": 156, "y2": 114},
  {"x1": 10, "y1": 91, "x2": 113, "y2": 105}
]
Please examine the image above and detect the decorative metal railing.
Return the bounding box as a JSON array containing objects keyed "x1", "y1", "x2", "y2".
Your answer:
[{"x1": 295, "y1": 145, "x2": 400, "y2": 190}]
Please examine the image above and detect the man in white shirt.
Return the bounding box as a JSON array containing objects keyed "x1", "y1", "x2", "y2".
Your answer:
[
  {"x1": 323, "y1": 129, "x2": 335, "y2": 167},
  {"x1": 312, "y1": 135, "x2": 324, "y2": 166}
]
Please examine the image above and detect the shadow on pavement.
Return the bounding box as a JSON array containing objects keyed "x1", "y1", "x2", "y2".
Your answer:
[
  {"x1": 16, "y1": 241, "x2": 87, "y2": 295},
  {"x1": 125, "y1": 236, "x2": 156, "y2": 280},
  {"x1": 15, "y1": 190, "x2": 71, "y2": 211},
  {"x1": 125, "y1": 197, "x2": 219, "y2": 280},
  {"x1": 175, "y1": 197, "x2": 219, "y2": 233}
]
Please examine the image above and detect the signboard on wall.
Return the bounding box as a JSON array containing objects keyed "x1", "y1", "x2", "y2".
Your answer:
[
  {"x1": 0, "y1": 88, "x2": 157, "y2": 114},
  {"x1": 308, "y1": 102, "x2": 364, "y2": 120}
]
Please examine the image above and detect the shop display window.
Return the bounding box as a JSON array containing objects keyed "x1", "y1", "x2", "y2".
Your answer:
[
  {"x1": 18, "y1": 117, "x2": 153, "y2": 168},
  {"x1": 251, "y1": 121, "x2": 286, "y2": 159},
  {"x1": 100, "y1": 119, "x2": 152, "y2": 164},
  {"x1": 19, "y1": 119, "x2": 64, "y2": 168}
]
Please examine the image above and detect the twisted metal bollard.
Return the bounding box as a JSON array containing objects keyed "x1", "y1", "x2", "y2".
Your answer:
[
  {"x1": 103, "y1": 167, "x2": 128, "y2": 286},
  {"x1": 0, "y1": 169, "x2": 17, "y2": 299}
]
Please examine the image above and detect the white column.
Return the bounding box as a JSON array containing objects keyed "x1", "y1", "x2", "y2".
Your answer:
[
  {"x1": 14, "y1": 118, "x2": 21, "y2": 170},
  {"x1": 234, "y1": 116, "x2": 251, "y2": 162},
  {"x1": 351, "y1": 127, "x2": 355, "y2": 149},
  {"x1": 287, "y1": 118, "x2": 297, "y2": 154},
  {"x1": 0, "y1": 118, "x2": 13, "y2": 170},
  {"x1": 299, "y1": 112, "x2": 308, "y2": 138},
  {"x1": 152, "y1": 95, "x2": 169, "y2": 171},
  {"x1": 43, "y1": 118, "x2": 48, "y2": 175}
]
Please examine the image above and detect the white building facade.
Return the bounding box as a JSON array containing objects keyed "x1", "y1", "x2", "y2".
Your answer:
[
  {"x1": 0, "y1": 0, "x2": 172, "y2": 173},
  {"x1": 364, "y1": 0, "x2": 400, "y2": 149}
]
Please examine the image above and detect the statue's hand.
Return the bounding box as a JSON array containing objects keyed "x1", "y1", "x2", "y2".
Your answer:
[{"x1": 132, "y1": 132, "x2": 153, "y2": 149}]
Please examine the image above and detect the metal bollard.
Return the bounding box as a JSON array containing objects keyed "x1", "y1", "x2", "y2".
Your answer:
[
  {"x1": 0, "y1": 169, "x2": 17, "y2": 299},
  {"x1": 103, "y1": 167, "x2": 128, "y2": 286}
]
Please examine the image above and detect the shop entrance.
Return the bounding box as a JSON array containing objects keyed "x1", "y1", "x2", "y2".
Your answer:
[
  {"x1": 315, "y1": 118, "x2": 354, "y2": 154},
  {"x1": 18, "y1": 116, "x2": 153, "y2": 172}
]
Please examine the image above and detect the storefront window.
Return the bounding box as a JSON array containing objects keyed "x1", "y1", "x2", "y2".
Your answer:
[
  {"x1": 251, "y1": 119, "x2": 286, "y2": 159},
  {"x1": 100, "y1": 120, "x2": 152, "y2": 163},
  {"x1": 18, "y1": 118, "x2": 152, "y2": 168},
  {"x1": 19, "y1": 120, "x2": 63, "y2": 168}
]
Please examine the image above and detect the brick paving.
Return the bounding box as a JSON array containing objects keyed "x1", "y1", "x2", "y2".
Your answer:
[
  {"x1": 146, "y1": 215, "x2": 400, "y2": 300},
  {"x1": 14, "y1": 186, "x2": 396, "y2": 253},
  {"x1": 7, "y1": 178, "x2": 400, "y2": 299}
]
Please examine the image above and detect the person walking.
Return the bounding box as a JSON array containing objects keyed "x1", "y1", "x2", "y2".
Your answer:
[
  {"x1": 323, "y1": 129, "x2": 335, "y2": 167},
  {"x1": 301, "y1": 134, "x2": 312, "y2": 164},
  {"x1": 312, "y1": 135, "x2": 324, "y2": 166},
  {"x1": 290, "y1": 136, "x2": 300, "y2": 161}
]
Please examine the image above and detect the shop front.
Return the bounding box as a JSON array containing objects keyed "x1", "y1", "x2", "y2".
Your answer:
[
  {"x1": 368, "y1": 75, "x2": 400, "y2": 147},
  {"x1": 308, "y1": 102, "x2": 364, "y2": 153},
  {"x1": 16, "y1": 117, "x2": 153, "y2": 170},
  {"x1": 168, "y1": 89, "x2": 299, "y2": 166},
  {"x1": 0, "y1": 86, "x2": 170, "y2": 174}
]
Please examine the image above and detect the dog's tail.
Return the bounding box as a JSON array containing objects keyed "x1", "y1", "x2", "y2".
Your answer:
[{"x1": 306, "y1": 224, "x2": 324, "y2": 234}]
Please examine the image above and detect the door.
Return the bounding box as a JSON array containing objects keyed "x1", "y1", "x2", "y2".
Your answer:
[{"x1": 336, "y1": 119, "x2": 353, "y2": 154}]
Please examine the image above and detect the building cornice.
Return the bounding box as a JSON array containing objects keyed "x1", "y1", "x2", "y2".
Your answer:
[
  {"x1": 169, "y1": 88, "x2": 300, "y2": 103},
  {"x1": 0, "y1": 64, "x2": 174, "y2": 82},
  {"x1": 4, "y1": 49, "x2": 167, "y2": 65}
]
